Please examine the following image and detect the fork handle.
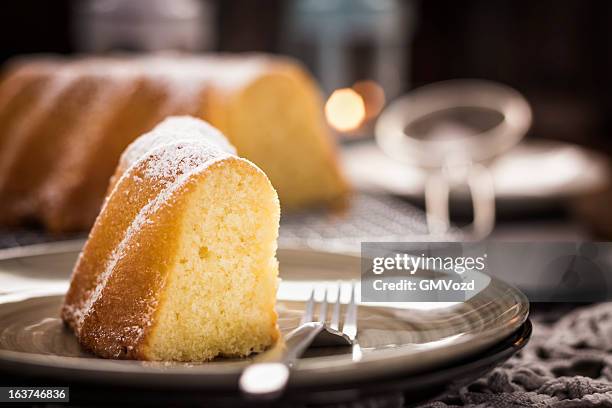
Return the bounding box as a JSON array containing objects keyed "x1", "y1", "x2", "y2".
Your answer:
[{"x1": 239, "y1": 321, "x2": 325, "y2": 399}]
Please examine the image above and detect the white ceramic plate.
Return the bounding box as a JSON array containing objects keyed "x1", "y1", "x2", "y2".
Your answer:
[{"x1": 343, "y1": 140, "x2": 609, "y2": 213}]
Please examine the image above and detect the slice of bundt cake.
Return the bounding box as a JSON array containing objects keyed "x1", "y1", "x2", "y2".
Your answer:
[
  {"x1": 61, "y1": 116, "x2": 280, "y2": 361},
  {"x1": 0, "y1": 54, "x2": 349, "y2": 232}
]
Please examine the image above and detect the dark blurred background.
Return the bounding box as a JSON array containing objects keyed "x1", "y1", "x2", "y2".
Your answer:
[{"x1": 1, "y1": 0, "x2": 611, "y2": 154}]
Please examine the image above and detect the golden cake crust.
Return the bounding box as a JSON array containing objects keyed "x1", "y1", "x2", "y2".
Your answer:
[
  {"x1": 62, "y1": 119, "x2": 277, "y2": 359},
  {"x1": 63, "y1": 157, "x2": 258, "y2": 358},
  {"x1": 0, "y1": 54, "x2": 348, "y2": 231}
]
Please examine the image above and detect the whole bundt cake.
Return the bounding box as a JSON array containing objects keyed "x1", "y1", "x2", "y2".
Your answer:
[
  {"x1": 0, "y1": 54, "x2": 348, "y2": 232},
  {"x1": 62, "y1": 116, "x2": 280, "y2": 361}
]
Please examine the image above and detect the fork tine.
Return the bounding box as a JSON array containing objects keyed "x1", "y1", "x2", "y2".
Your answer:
[
  {"x1": 330, "y1": 282, "x2": 341, "y2": 330},
  {"x1": 318, "y1": 287, "x2": 328, "y2": 323},
  {"x1": 300, "y1": 287, "x2": 315, "y2": 324},
  {"x1": 342, "y1": 281, "x2": 357, "y2": 340}
]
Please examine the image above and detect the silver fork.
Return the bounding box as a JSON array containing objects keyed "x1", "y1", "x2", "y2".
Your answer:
[{"x1": 239, "y1": 282, "x2": 359, "y2": 399}]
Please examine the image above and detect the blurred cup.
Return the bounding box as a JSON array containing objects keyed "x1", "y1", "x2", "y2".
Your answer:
[{"x1": 73, "y1": 0, "x2": 216, "y2": 53}]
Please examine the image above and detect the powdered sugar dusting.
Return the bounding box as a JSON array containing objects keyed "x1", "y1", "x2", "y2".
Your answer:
[
  {"x1": 9, "y1": 53, "x2": 272, "y2": 118},
  {"x1": 120, "y1": 115, "x2": 236, "y2": 172},
  {"x1": 138, "y1": 53, "x2": 269, "y2": 94},
  {"x1": 72, "y1": 117, "x2": 239, "y2": 335}
]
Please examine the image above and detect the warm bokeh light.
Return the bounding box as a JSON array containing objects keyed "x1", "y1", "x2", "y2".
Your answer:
[
  {"x1": 352, "y1": 80, "x2": 386, "y2": 120},
  {"x1": 325, "y1": 88, "x2": 366, "y2": 132}
]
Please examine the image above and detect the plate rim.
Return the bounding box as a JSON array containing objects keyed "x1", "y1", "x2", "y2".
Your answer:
[
  {"x1": 0, "y1": 320, "x2": 533, "y2": 402},
  {"x1": 0, "y1": 243, "x2": 530, "y2": 389}
]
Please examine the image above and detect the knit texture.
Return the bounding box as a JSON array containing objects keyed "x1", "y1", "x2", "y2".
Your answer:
[{"x1": 420, "y1": 303, "x2": 612, "y2": 408}]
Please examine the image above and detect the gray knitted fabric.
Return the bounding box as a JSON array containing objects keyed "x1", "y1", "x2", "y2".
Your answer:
[{"x1": 421, "y1": 303, "x2": 612, "y2": 408}]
